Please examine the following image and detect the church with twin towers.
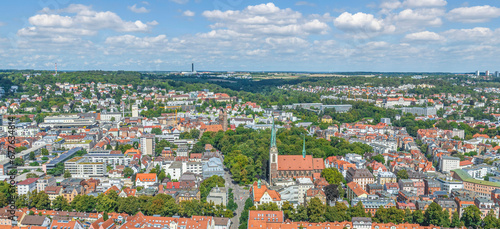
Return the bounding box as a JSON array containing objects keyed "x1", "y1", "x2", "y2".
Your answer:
[{"x1": 268, "y1": 119, "x2": 325, "y2": 186}]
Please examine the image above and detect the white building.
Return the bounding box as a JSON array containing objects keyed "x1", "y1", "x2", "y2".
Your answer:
[
  {"x1": 297, "y1": 178, "x2": 314, "y2": 205},
  {"x1": 436, "y1": 177, "x2": 464, "y2": 193},
  {"x1": 440, "y1": 156, "x2": 460, "y2": 173},
  {"x1": 64, "y1": 157, "x2": 105, "y2": 178},
  {"x1": 17, "y1": 178, "x2": 39, "y2": 195}
]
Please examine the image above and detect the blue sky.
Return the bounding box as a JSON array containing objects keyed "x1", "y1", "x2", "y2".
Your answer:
[{"x1": 0, "y1": 0, "x2": 499, "y2": 72}]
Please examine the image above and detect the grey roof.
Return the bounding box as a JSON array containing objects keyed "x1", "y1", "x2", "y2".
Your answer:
[{"x1": 20, "y1": 215, "x2": 47, "y2": 225}]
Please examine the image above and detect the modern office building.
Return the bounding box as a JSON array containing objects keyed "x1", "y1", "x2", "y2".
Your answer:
[{"x1": 64, "y1": 157, "x2": 105, "y2": 178}]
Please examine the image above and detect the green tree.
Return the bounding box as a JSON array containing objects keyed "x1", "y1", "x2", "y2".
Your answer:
[
  {"x1": 372, "y1": 154, "x2": 385, "y2": 164},
  {"x1": 123, "y1": 167, "x2": 134, "y2": 178},
  {"x1": 350, "y1": 202, "x2": 368, "y2": 218},
  {"x1": 324, "y1": 202, "x2": 350, "y2": 222},
  {"x1": 450, "y1": 210, "x2": 461, "y2": 228},
  {"x1": 307, "y1": 198, "x2": 325, "y2": 223},
  {"x1": 151, "y1": 128, "x2": 162, "y2": 135},
  {"x1": 483, "y1": 210, "x2": 499, "y2": 229},
  {"x1": 200, "y1": 175, "x2": 225, "y2": 202},
  {"x1": 321, "y1": 168, "x2": 345, "y2": 185},
  {"x1": 41, "y1": 148, "x2": 49, "y2": 155},
  {"x1": 15, "y1": 146, "x2": 27, "y2": 153},
  {"x1": 423, "y1": 202, "x2": 443, "y2": 226},
  {"x1": 461, "y1": 205, "x2": 482, "y2": 228},
  {"x1": 13, "y1": 158, "x2": 24, "y2": 166},
  {"x1": 103, "y1": 212, "x2": 109, "y2": 221},
  {"x1": 52, "y1": 196, "x2": 70, "y2": 211},
  {"x1": 412, "y1": 210, "x2": 425, "y2": 224},
  {"x1": 29, "y1": 151, "x2": 36, "y2": 160},
  {"x1": 63, "y1": 170, "x2": 72, "y2": 178},
  {"x1": 396, "y1": 170, "x2": 409, "y2": 180},
  {"x1": 34, "y1": 192, "x2": 51, "y2": 210},
  {"x1": 96, "y1": 193, "x2": 118, "y2": 213}
]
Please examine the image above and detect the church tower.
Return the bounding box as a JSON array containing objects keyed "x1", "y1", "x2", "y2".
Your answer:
[
  {"x1": 219, "y1": 109, "x2": 228, "y2": 132},
  {"x1": 269, "y1": 117, "x2": 278, "y2": 186}
]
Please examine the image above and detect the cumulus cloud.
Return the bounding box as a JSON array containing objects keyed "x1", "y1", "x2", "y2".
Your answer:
[
  {"x1": 19, "y1": 4, "x2": 155, "y2": 38},
  {"x1": 128, "y1": 4, "x2": 150, "y2": 13},
  {"x1": 403, "y1": 0, "x2": 447, "y2": 8},
  {"x1": 404, "y1": 31, "x2": 444, "y2": 42},
  {"x1": 390, "y1": 8, "x2": 444, "y2": 30},
  {"x1": 105, "y1": 35, "x2": 168, "y2": 48},
  {"x1": 379, "y1": 0, "x2": 402, "y2": 14},
  {"x1": 202, "y1": 3, "x2": 330, "y2": 37},
  {"x1": 442, "y1": 27, "x2": 500, "y2": 44},
  {"x1": 447, "y1": 5, "x2": 500, "y2": 23},
  {"x1": 182, "y1": 10, "x2": 195, "y2": 17},
  {"x1": 334, "y1": 12, "x2": 395, "y2": 37}
]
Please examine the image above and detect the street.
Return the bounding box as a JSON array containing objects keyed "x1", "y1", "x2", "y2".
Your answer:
[{"x1": 224, "y1": 169, "x2": 249, "y2": 229}]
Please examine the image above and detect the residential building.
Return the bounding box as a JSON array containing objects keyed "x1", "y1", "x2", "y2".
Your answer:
[
  {"x1": 140, "y1": 134, "x2": 155, "y2": 155},
  {"x1": 346, "y1": 168, "x2": 374, "y2": 191},
  {"x1": 207, "y1": 186, "x2": 227, "y2": 206},
  {"x1": 136, "y1": 173, "x2": 157, "y2": 188},
  {"x1": 64, "y1": 157, "x2": 105, "y2": 178},
  {"x1": 37, "y1": 176, "x2": 56, "y2": 193},
  {"x1": 251, "y1": 180, "x2": 282, "y2": 208},
  {"x1": 17, "y1": 178, "x2": 39, "y2": 195}
]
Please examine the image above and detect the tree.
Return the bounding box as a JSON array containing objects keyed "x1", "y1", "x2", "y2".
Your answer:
[
  {"x1": 324, "y1": 202, "x2": 350, "y2": 222},
  {"x1": 151, "y1": 128, "x2": 162, "y2": 135},
  {"x1": 307, "y1": 198, "x2": 325, "y2": 223},
  {"x1": 34, "y1": 192, "x2": 51, "y2": 210},
  {"x1": 461, "y1": 205, "x2": 482, "y2": 228},
  {"x1": 200, "y1": 175, "x2": 225, "y2": 202},
  {"x1": 52, "y1": 196, "x2": 70, "y2": 211},
  {"x1": 158, "y1": 170, "x2": 166, "y2": 182},
  {"x1": 96, "y1": 193, "x2": 118, "y2": 213},
  {"x1": 450, "y1": 210, "x2": 461, "y2": 228},
  {"x1": 396, "y1": 170, "x2": 409, "y2": 180},
  {"x1": 15, "y1": 146, "x2": 27, "y2": 153},
  {"x1": 13, "y1": 158, "x2": 24, "y2": 166},
  {"x1": 483, "y1": 210, "x2": 499, "y2": 229},
  {"x1": 321, "y1": 168, "x2": 344, "y2": 185},
  {"x1": 103, "y1": 212, "x2": 109, "y2": 221},
  {"x1": 423, "y1": 202, "x2": 443, "y2": 226},
  {"x1": 123, "y1": 167, "x2": 134, "y2": 178},
  {"x1": 0, "y1": 193, "x2": 7, "y2": 208},
  {"x1": 350, "y1": 202, "x2": 368, "y2": 218},
  {"x1": 110, "y1": 117, "x2": 115, "y2": 122},
  {"x1": 29, "y1": 152, "x2": 36, "y2": 160},
  {"x1": 323, "y1": 184, "x2": 339, "y2": 202},
  {"x1": 372, "y1": 154, "x2": 385, "y2": 164},
  {"x1": 63, "y1": 170, "x2": 72, "y2": 178},
  {"x1": 41, "y1": 148, "x2": 49, "y2": 155},
  {"x1": 412, "y1": 210, "x2": 425, "y2": 224}
]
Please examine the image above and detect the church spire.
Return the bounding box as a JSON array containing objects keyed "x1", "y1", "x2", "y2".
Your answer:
[
  {"x1": 302, "y1": 134, "x2": 306, "y2": 158},
  {"x1": 270, "y1": 116, "x2": 277, "y2": 148}
]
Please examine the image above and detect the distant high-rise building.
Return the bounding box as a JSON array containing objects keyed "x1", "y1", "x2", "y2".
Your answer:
[
  {"x1": 496, "y1": 71, "x2": 499, "y2": 77},
  {"x1": 192, "y1": 63, "x2": 194, "y2": 72},
  {"x1": 486, "y1": 70, "x2": 490, "y2": 77},
  {"x1": 140, "y1": 134, "x2": 155, "y2": 155},
  {"x1": 475, "y1": 70, "x2": 480, "y2": 76}
]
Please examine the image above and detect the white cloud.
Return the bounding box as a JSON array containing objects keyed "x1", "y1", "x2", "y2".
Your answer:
[
  {"x1": 183, "y1": 10, "x2": 195, "y2": 17},
  {"x1": 442, "y1": 27, "x2": 500, "y2": 44},
  {"x1": 170, "y1": 0, "x2": 188, "y2": 4},
  {"x1": 334, "y1": 12, "x2": 395, "y2": 37},
  {"x1": 202, "y1": 3, "x2": 330, "y2": 37},
  {"x1": 105, "y1": 35, "x2": 168, "y2": 48},
  {"x1": 390, "y1": 8, "x2": 444, "y2": 29},
  {"x1": 379, "y1": 0, "x2": 402, "y2": 14},
  {"x1": 403, "y1": 0, "x2": 447, "y2": 8},
  {"x1": 128, "y1": 4, "x2": 150, "y2": 13},
  {"x1": 404, "y1": 31, "x2": 444, "y2": 42},
  {"x1": 447, "y1": 5, "x2": 500, "y2": 23}
]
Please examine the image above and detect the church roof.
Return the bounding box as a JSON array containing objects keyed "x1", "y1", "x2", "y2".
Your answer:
[{"x1": 278, "y1": 155, "x2": 314, "y2": 171}]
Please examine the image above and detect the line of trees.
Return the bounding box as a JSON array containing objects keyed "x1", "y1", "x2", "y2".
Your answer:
[{"x1": 4, "y1": 186, "x2": 233, "y2": 218}]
